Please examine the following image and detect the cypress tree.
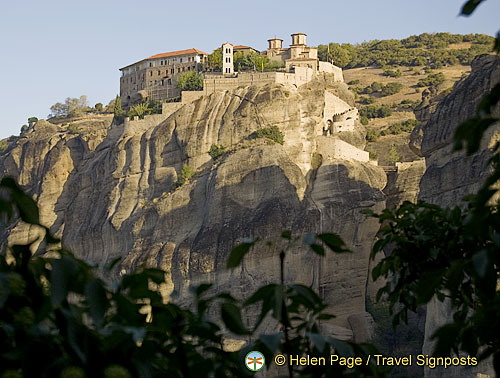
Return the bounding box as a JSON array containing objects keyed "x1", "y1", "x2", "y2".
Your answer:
[{"x1": 114, "y1": 95, "x2": 124, "y2": 117}]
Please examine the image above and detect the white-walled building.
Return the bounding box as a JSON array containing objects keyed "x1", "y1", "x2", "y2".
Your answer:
[{"x1": 222, "y1": 43, "x2": 234, "y2": 74}]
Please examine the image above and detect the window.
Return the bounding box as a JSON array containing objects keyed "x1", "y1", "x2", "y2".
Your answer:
[
  {"x1": 150, "y1": 71, "x2": 153, "y2": 76},
  {"x1": 158, "y1": 70, "x2": 160, "y2": 75},
  {"x1": 149, "y1": 62, "x2": 152, "y2": 67},
  {"x1": 180, "y1": 58, "x2": 183, "y2": 63},
  {"x1": 168, "y1": 79, "x2": 171, "y2": 85},
  {"x1": 178, "y1": 68, "x2": 181, "y2": 73},
  {"x1": 187, "y1": 66, "x2": 190, "y2": 71},
  {"x1": 171, "y1": 68, "x2": 174, "y2": 74}
]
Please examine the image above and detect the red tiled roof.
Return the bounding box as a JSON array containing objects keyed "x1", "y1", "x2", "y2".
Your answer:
[
  {"x1": 233, "y1": 45, "x2": 259, "y2": 53},
  {"x1": 147, "y1": 48, "x2": 208, "y2": 60},
  {"x1": 120, "y1": 48, "x2": 208, "y2": 70}
]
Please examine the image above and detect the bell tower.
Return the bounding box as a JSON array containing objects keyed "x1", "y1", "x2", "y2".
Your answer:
[{"x1": 222, "y1": 43, "x2": 233, "y2": 74}]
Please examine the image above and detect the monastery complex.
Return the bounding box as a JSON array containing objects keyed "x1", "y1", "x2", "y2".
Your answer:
[
  {"x1": 119, "y1": 33, "x2": 370, "y2": 164},
  {"x1": 120, "y1": 33, "x2": 342, "y2": 104}
]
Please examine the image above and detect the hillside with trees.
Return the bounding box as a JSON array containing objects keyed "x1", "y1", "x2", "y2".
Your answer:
[
  {"x1": 332, "y1": 32, "x2": 496, "y2": 165},
  {"x1": 344, "y1": 64, "x2": 468, "y2": 165},
  {"x1": 318, "y1": 32, "x2": 495, "y2": 69}
]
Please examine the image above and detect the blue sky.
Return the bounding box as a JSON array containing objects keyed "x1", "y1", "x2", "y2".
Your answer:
[{"x1": 1, "y1": 0, "x2": 499, "y2": 140}]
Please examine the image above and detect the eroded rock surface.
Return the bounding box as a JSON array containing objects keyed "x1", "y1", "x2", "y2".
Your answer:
[
  {"x1": 414, "y1": 54, "x2": 500, "y2": 378},
  {"x1": 0, "y1": 77, "x2": 386, "y2": 340}
]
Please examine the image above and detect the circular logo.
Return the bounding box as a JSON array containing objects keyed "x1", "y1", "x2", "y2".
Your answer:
[{"x1": 245, "y1": 351, "x2": 265, "y2": 372}]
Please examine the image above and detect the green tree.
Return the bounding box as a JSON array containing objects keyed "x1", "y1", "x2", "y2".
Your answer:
[
  {"x1": 27, "y1": 117, "x2": 38, "y2": 127},
  {"x1": 256, "y1": 126, "x2": 285, "y2": 145},
  {"x1": 319, "y1": 43, "x2": 351, "y2": 67},
  {"x1": 49, "y1": 96, "x2": 89, "y2": 118},
  {"x1": 233, "y1": 51, "x2": 245, "y2": 71},
  {"x1": 370, "y1": 82, "x2": 383, "y2": 92},
  {"x1": 318, "y1": 44, "x2": 328, "y2": 61},
  {"x1": 359, "y1": 96, "x2": 375, "y2": 105},
  {"x1": 380, "y1": 82, "x2": 403, "y2": 96},
  {"x1": 176, "y1": 71, "x2": 203, "y2": 91},
  {"x1": 207, "y1": 48, "x2": 222, "y2": 71},
  {"x1": 386, "y1": 119, "x2": 418, "y2": 134},
  {"x1": 388, "y1": 144, "x2": 399, "y2": 163},
  {"x1": 68, "y1": 95, "x2": 89, "y2": 116},
  {"x1": 249, "y1": 51, "x2": 269, "y2": 71},
  {"x1": 382, "y1": 68, "x2": 402, "y2": 78},
  {"x1": 113, "y1": 95, "x2": 124, "y2": 120},
  {"x1": 94, "y1": 103, "x2": 103, "y2": 112},
  {"x1": 328, "y1": 43, "x2": 351, "y2": 67},
  {"x1": 208, "y1": 144, "x2": 225, "y2": 160},
  {"x1": 127, "y1": 102, "x2": 151, "y2": 119},
  {"x1": 175, "y1": 164, "x2": 194, "y2": 187},
  {"x1": 417, "y1": 72, "x2": 446, "y2": 87},
  {"x1": 48, "y1": 102, "x2": 67, "y2": 117},
  {"x1": 365, "y1": 128, "x2": 380, "y2": 142},
  {"x1": 359, "y1": 105, "x2": 393, "y2": 119}
]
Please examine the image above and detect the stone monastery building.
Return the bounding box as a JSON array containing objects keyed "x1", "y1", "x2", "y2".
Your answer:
[
  {"x1": 120, "y1": 49, "x2": 208, "y2": 105},
  {"x1": 265, "y1": 33, "x2": 319, "y2": 72},
  {"x1": 119, "y1": 33, "x2": 342, "y2": 105}
]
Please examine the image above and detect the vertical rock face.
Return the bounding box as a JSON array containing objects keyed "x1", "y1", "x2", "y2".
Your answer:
[
  {"x1": 411, "y1": 54, "x2": 500, "y2": 378},
  {"x1": 0, "y1": 77, "x2": 387, "y2": 339},
  {"x1": 411, "y1": 54, "x2": 500, "y2": 206},
  {"x1": 383, "y1": 161, "x2": 426, "y2": 210}
]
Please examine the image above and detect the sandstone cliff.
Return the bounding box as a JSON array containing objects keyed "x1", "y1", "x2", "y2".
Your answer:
[
  {"x1": 0, "y1": 77, "x2": 386, "y2": 340},
  {"x1": 411, "y1": 54, "x2": 500, "y2": 378},
  {"x1": 411, "y1": 55, "x2": 500, "y2": 207}
]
